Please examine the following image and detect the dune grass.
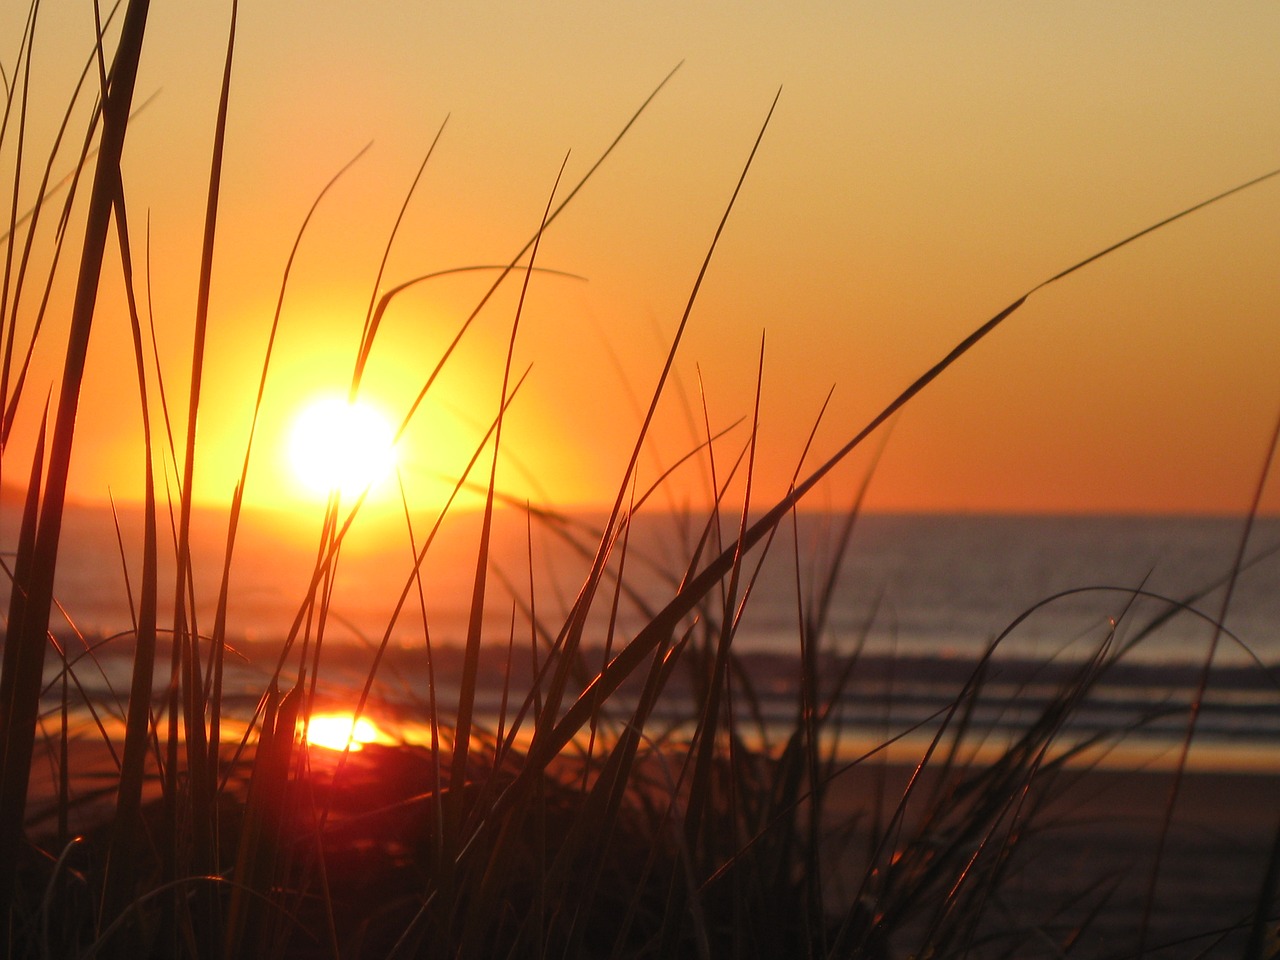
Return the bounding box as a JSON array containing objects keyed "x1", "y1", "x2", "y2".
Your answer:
[{"x1": 2, "y1": 4, "x2": 1279, "y2": 958}]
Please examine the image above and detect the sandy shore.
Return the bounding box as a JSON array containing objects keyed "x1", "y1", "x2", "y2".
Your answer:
[
  {"x1": 20, "y1": 736, "x2": 1280, "y2": 958},
  {"x1": 818, "y1": 761, "x2": 1280, "y2": 958},
  {"x1": 1017, "y1": 766, "x2": 1278, "y2": 957}
]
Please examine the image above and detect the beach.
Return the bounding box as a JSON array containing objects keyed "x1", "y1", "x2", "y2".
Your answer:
[
  {"x1": 822, "y1": 761, "x2": 1280, "y2": 957},
  {"x1": 18, "y1": 726, "x2": 1280, "y2": 958}
]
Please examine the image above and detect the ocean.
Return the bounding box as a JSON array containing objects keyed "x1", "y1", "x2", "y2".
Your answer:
[{"x1": 5, "y1": 504, "x2": 1279, "y2": 769}]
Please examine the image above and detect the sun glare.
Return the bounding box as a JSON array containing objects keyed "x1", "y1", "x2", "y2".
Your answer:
[
  {"x1": 305, "y1": 713, "x2": 385, "y2": 752},
  {"x1": 288, "y1": 397, "x2": 397, "y2": 501}
]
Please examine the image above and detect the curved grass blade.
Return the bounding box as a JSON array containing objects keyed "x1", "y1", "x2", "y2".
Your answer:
[{"x1": 527, "y1": 163, "x2": 1280, "y2": 774}]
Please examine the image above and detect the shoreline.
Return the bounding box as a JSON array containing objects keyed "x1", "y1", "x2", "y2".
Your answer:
[{"x1": 38, "y1": 638, "x2": 1280, "y2": 777}]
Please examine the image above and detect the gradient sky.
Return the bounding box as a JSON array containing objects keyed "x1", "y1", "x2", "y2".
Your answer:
[{"x1": 9, "y1": 2, "x2": 1280, "y2": 518}]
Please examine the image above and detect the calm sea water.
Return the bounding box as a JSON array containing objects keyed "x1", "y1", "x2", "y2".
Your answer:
[
  {"x1": 21, "y1": 505, "x2": 1277, "y2": 661},
  {"x1": 5, "y1": 505, "x2": 1279, "y2": 767}
]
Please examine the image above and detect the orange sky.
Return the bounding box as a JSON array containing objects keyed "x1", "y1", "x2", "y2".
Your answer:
[{"x1": 7, "y1": 3, "x2": 1280, "y2": 519}]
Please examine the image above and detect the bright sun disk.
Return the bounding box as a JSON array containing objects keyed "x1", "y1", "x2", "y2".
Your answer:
[
  {"x1": 288, "y1": 397, "x2": 397, "y2": 500},
  {"x1": 305, "y1": 713, "x2": 384, "y2": 752}
]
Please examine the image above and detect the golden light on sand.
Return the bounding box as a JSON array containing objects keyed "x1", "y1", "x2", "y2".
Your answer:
[
  {"x1": 305, "y1": 713, "x2": 385, "y2": 752},
  {"x1": 288, "y1": 396, "x2": 397, "y2": 501}
]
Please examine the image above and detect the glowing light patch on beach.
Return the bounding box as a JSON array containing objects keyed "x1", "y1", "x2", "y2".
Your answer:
[
  {"x1": 305, "y1": 713, "x2": 385, "y2": 752},
  {"x1": 288, "y1": 397, "x2": 397, "y2": 501}
]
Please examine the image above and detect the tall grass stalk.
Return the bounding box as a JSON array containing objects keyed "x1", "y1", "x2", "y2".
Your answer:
[
  {"x1": 97, "y1": 146, "x2": 160, "y2": 943},
  {"x1": 0, "y1": 0, "x2": 149, "y2": 939}
]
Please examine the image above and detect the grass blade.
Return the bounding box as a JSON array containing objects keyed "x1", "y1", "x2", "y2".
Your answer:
[{"x1": 0, "y1": 0, "x2": 150, "y2": 930}]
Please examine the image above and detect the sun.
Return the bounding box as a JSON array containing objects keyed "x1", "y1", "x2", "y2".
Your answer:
[
  {"x1": 287, "y1": 396, "x2": 398, "y2": 501},
  {"x1": 304, "y1": 713, "x2": 386, "y2": 752}
]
